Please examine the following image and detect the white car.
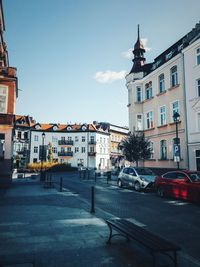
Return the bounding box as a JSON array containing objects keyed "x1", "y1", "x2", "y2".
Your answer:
[{"x1": 117, "y1": 167, "x2": 156, "y2": 191}]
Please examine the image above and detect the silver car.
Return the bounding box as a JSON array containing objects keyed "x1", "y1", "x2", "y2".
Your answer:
[{"x1": 117, "y1": 167, "x2": 156, "y2": 191}]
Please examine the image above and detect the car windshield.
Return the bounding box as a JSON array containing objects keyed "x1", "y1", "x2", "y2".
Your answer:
[
  {"x1": 135, "y1": 168, "x2": 155, "y2": 176},
  {"x1": 188, "y1": 172, "x2": 200, "y2": 182}
]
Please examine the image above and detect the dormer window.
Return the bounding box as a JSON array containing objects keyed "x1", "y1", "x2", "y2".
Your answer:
[
  {"x1": 67, "y1": 126, "x2": 72, "y2": 131},
  {"x1": 82, "y1": 125, "x2": 87, "y2": 131},
  {"x1": 53, "y1": 125, "x2": 57, "y2": 131},
  {"x1": 35, "y1": 124, "x2": 40, "y2": 130}
]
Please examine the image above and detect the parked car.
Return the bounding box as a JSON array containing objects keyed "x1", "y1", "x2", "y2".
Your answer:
[
  {"x1": 117, "y1": 167, "x2": 156, "y2": 191},
  {"x1": 155, "y1": 170, "x2": 200, "y2": 203}
]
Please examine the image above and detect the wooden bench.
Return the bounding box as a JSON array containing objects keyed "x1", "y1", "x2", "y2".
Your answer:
[{"x1": 106, "y1": 218, "x2": 181, "y2": 267}]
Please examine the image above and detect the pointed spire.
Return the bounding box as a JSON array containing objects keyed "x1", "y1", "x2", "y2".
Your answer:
[
  {"x1": 137, "y1": 24, "x2": 140, "y2": 40},
  {"x1": 129, "y1": 25, "x2": 146, "y2": 74}
]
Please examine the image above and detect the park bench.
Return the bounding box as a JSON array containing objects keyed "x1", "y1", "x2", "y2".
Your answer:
[{"x1": 105, "y1": 218, "x2": 181, "y2": 267}]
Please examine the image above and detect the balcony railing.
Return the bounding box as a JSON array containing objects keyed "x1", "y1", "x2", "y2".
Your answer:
[
  {"x1": 88, "y1": 152, "x2": 96, "y2": 156},
  {"x1": 58, "y1": 151, "x2": 73, "y2": 157},
  {"x1": 16, "y1": 149, "x2": 29, "y2": 156},
  {"x1": 58, "y1": 140, "x2": 74, "y2": 145},
  {"x1": 88, "y1": 141, "x2": 96, "y2": 145}
]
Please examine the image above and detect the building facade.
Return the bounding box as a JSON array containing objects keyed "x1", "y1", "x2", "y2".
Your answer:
[
  {"x1": 29, "y1": 123, "x2": 110, "y2": 170},
  {"x1": 0, "y1": 0, "x2": 18, "y2": 186},
  {"x1": 126, "y1": 23, "x2": 200, "y2": 170},
  {"x1": 183, "y1": 26, "x2": 200, "y2": 170}
]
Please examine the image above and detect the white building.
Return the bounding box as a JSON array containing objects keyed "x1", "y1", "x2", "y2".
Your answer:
[
  {"x1": 29, "y1": 123, "x2": 110, "y2": 169},
  {"x1": 125, "y1": 23, "x2": 200, "y2": 169},
  {"x1": 183, "y1": 25, "x2": 200, "y2": 170}
]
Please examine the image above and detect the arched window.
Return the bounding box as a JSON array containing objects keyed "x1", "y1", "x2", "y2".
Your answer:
[
  {"x1": 170, "y1": 66, "x2": 178, "y2": 87},
  {"x1": 160, "y1": 140, "x2": 167, "y2": 160}
]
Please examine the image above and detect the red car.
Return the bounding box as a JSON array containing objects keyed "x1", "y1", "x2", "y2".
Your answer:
[{"x1": 155, "y1": 170, "x2": 200, "y2": 203}]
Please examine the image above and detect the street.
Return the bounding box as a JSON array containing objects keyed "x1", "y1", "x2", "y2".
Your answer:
[{"x1": 52, "y1": 171, "x2": 200, "y2": 266}]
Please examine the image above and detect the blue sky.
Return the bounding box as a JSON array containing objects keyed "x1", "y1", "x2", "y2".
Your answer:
[{"x1": 3, "y1": 0, "x2": 200, "y2": 127}]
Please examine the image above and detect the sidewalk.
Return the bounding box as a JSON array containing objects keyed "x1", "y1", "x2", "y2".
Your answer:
[
  {"x1": 0, "y1": 175, "x2": 196, "y2": 267},
  {"x1": 0, "y1": 176, "x2": 152, "y2": 267}
]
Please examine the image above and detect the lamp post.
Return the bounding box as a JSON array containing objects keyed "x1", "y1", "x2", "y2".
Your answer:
[
  {"x1": 173, "y1": 112, "x2": 180, "y2": 169},
  {"x1": 40, "y1": 132, "x2": 45, "y2": 181}
]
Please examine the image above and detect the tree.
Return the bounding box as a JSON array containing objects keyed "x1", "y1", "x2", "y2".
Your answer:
[{"x1": 119, "y1": 132, "x2": 152, "y2": 166}]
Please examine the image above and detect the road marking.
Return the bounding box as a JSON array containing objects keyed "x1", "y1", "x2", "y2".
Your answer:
[{"x1": 164, "y1": 200, "x2": 190, "y2": 206}]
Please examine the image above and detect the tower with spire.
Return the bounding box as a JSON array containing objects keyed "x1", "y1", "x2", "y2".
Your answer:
[{"x1": 130, "y1": 24, "x2": 146, "y2": 74}]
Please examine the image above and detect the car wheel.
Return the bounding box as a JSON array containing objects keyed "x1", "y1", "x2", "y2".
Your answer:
[
  {"x1": 134, "y1": 181, "x2": 141, "y2": 191},
  {"x1": 157, "y1": 187, "x2": 164, "y2": 197},
  {"x1": 118, "y1": 179, "x2": 123, "y2": 188}
]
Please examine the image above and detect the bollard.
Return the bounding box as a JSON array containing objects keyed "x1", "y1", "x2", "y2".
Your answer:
[
  {"x1": 60, "y1": 177, "x2": 63, "y2": 192},
  {"x1": 90, "y1": 186, "x2": 95, "y2": 213},
  {"x1": 95, "y1": 171, "x2": 97, "y2": 183}
]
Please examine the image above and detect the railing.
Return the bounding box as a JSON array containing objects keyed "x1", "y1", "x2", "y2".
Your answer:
[
  {"x1": 58, "y1": 151, "x2": 73, "y2": 157},
  {"x1": 88, "y1": 152, "x2": 96, "y2": 156},
  {"x1": 88, "y1": 141, "x2": 96, "y2": 145},
  {"x1": 58, "y1": 140, "x2": 74, "y2": 145}
]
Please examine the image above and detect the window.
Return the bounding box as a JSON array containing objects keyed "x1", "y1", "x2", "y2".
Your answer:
[
  {"x1": 145, "y1": 82, "x2": 153, "y2": 100},
  {"x1": 34, "y1": 146, "x2": 38, "y2": 153},
  {"x1": 0, "y1": 86, "x2": 8, "y2": 113},
  {"x1": 82, "y1": 136, "x2": 86, "y2": 142},
  {"x1": 159, "y1": 106, "x2": 166, "y2": 126},
  {"x1": 81, "y1": 147, "x2": 85, "y2": 153},
  {"x1": 197, "y1": 79, "x2": 200, "y2": 97},
  {"x1": 33, "y1": 158, "x2": 37, "y2": 163},
  {"x1": 163, "y1": 172, "x2": 177, "y2": 179},
  {"x1": 196, "y1": 150, "x2": 200, "y2": 171},
  {"x1": 34, "y1": 135, "x2": 38, "y2": 142},
  {"x1": 146, "y1": 111, "x2": 153, "y2": 129},
  {"x1": 170, "y1": 66, "x2": 178, "y2": 87},
  {"x1": 67, "y1": 147, "x2": 71, "y2": 152},
  {"x1": 75, "y1": 147, "x2": 79, "y2": 153},
  {"x1": 149, "y1": 142, "x2": 154, "y2": 159},
  {"x1": 136, "y1": 114, "x2": 143, "y2": 130},
  {"x1": 197, "y1": 113, "x2": 200, "y2": 132},
  {"x1": 61, "y1": 147, "x2": 65, "y2": 153},
  {"x1": 158, "y1": 74, "x2": 165, "y2": 93},
  {"x1": 52, "y1": 147, "x2": 57, "y2": 153},
  {"x1": 61, "y1": 136, "x2": 65, "y2": 141},
  {"x1": 136, "y1": 87, "x2": 142, "y2": 102},
  {"x1": 52, "y1": 136, "x2": 58, "y2": 143},
  {"x1": 90, "y1": 146, "x2": 94, "y2": 153},
  {"x1": 171, "y1": 101, "x2": 179, "y2": 119},
  {"x1": 197, "y1": 47, "x2": 200, "y2": 65},
  {"x1": 160, "y1": 140, "x2": 167, "y2": 159},
  {"x1": 17, "y1": 131, "x2": 22, "y2": 139},
  {"x1": 75, "y1": 136, "x2": 79, "y2": 142}
]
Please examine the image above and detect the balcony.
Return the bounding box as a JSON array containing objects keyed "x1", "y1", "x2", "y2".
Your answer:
[
  {"x1": 88, "y1": 141, "x2": 96, "y2": 145},
  {"x1": 58, "y1": 151, "x2": 73, "y2": 157},
  {"x1": 16, "y1": 149, "x2": 29, "y2": 156},
  {"x1": 88, "y1": 152, "x2": 96, "y2": 156},
  {"x1": 58, "y1": 140, "x2": 74, "y2": 145}
]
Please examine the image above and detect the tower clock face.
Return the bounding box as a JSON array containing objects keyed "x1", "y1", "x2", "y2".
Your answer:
[
  {"x1": 82, "y1": 125, "x2": 87, "y2": 131},
  {"x1": 53, "y1": 126, "x2": 57, "y2": 131}
]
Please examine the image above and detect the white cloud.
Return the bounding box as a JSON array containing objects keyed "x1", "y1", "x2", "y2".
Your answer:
[
  {"x1": 141, "y1": 38, "x2": 151, "y2": 52},
  {"x1": 121, "y1": 48, "x2": 133, "y2": 59},
  {"x1": 121, "y1": 38, "x2": 151, "y2": 59},
  {"x1": 94, "y1": 70, "x2": 127, "y2": 83}
]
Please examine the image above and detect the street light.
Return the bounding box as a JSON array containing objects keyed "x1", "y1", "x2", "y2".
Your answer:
[
  {"x1": 173, "y1": 112, "x2": 180, "y2": 169},
  {"x1": 40, "y1": 132, "x2": 45, "y2": 181}
]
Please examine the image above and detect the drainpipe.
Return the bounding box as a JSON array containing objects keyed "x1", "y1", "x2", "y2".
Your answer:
[{"x1": 181, "y1": 52, "x2": 190, "y2": 169}]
